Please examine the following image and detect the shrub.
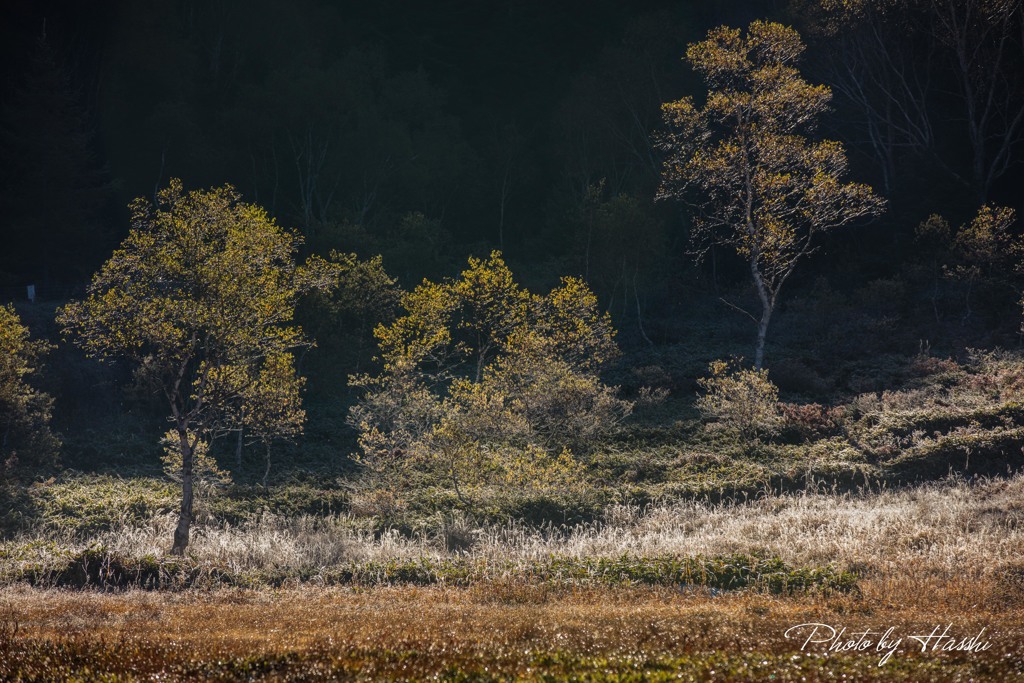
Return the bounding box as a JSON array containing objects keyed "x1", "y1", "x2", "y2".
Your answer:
[
  {"x1": 350, "y1": 252, "x2": 632, "y2": 505},
  {"x1": 779, "y1": 403, "x2": 845, "y2": 441},
  {"x1": 908, "y1": 354, "x2": 960, "y2": 379},
  {"x1": 696, "y1": 359, "x2": 781, "y2": 439}
]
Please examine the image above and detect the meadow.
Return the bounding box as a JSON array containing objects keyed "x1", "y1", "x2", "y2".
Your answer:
[
  {"x1": 2, "y1": 471, "x2": 1023, "y2": 680},
  {"x1": 3, "y1": 347, "x2": 1024, "y2": 679}
]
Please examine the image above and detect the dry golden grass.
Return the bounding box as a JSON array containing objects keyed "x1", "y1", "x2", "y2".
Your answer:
[
  {"x1": 5, "y1": 473, "x2": 1023, "y2": 592},
  {"x1": 2, "y1": 475, "x2": 1023, "y2": 679},
  {"x1": 1, "y1": 579, "x2": 1022, "y2": 681}
]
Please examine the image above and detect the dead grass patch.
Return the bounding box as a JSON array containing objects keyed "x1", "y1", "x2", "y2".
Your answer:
[{"x1": 0, "y1": 582, "x2": 1021, "y2": 681}]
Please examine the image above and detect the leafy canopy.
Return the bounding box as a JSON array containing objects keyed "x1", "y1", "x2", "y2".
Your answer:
[
  {"x1": 656, "y1": 21, "x2": 885, "y2": 367},
  {"x1": 659, "y1": 20, "x2": 885, "y2": 267},
  {"x1": 0, "y1": 305, "x2": 60, "y2": 477},
  {"x1": 350, "y1": 252, "x2": 629, "y2": 503},
  {"x1": 58, "y1": 179, "x2": 338, "y2": 453}
]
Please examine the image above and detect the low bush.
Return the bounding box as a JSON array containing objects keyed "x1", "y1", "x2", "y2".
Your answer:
[
  {"x1": 696, "y1": 359, "x2": 782, "y2": 439},
  {"x1": 350, "y1": 252, "x2": 632, "y2": 506},
  {"x1": 779, "y1": 403, "x2": 845, "y2": 442}
]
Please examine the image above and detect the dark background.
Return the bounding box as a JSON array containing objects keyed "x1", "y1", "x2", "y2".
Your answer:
[{"x1": 1, "y1": 0, "x2": 1022, "y2": 467}]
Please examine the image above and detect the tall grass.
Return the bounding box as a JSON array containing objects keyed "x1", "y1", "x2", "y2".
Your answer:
[{"x1": 3, "y1": 474, "x2": 1022, "y2": 592}]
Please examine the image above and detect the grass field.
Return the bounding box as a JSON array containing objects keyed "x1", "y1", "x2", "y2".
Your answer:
[
  {"x1": 2, "y1": 474, "x2": 1023, "y2": 680},
  {"x1": 2, "y1": 580, "x2": 1022, "y2": 681},
  {"x1": 4, "y1": 351, "x2": 1024, "y2": 679}
]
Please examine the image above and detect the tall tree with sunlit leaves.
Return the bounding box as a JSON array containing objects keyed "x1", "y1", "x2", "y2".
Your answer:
[
  {"x1": 657, "y1": 21, "x2": 885, "y2": 368},
  {"x1": 58, "y1": 180, "x2": 338, "y2": 553}
]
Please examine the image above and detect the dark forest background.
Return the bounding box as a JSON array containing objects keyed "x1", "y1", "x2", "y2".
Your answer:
[{"x1": 2, "y1": 0, "x2": 1023, "y2": 474}]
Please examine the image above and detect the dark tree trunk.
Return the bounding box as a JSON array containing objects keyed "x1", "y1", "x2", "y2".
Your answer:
[
  {"x1": 170, "y1": 428, "x2": 194, "y2": 555},
  {"x1": 235, "y1": 426, "x2": 243, "y2": 468},
  {"x1": 262, "y1": 442, "x2": 272, "y2": 489}
]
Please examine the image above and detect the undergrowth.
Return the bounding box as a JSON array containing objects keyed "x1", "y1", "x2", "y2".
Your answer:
[{"x1": 0, "y1": 547, "x2": 856, "y2": 594}]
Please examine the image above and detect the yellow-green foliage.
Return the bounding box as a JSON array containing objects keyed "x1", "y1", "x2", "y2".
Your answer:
[
  {"x1": 57, "y1": 179, "x2": 339, "y2": 551},
  {"x1": 0, "y1": 305, "x2": 59, "y2": 477},
  {"x1": 917, "y1": 204, "x2": 1019, "y2": 276},
  {"x1": 697, "y1": 359, "x2": 782, "y2": 439},
  {"x1": 324, "y1": 251, "x2": 402, "y2": 321},
  {"x1": 57, "y1": 179, "x2": 338, "y2": 454},
  {"x1": 658, "y1": 20, "x2": 885, "y2": 254},
  {"x1": 954, "y1": 205, "x2": 1019, "y2": 267},
  {"x1": 917, "y1": 205, "x2": 1021, "y2": 320},
  {"x1": 351, "y1": 252, "x2": 629, "y2": 504},
  {"x1": 657, "y1": 21, "x2": 884, "y2": 367}
]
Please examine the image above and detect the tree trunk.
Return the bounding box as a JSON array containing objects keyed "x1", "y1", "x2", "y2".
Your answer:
[
  {"x1": 750, "y1": 257, "x2": 774, "y2": 370},
  {"x1": 235, "y1": 426, "x2": 243, "y2": 468},
  {"x1": 170, "y1": 428, "x2": 194, "y2": 555},
  {"x1": 754, "y1": 306, "x2": 772, "y2": 371},
  {"x1": 262, "y1": 443, "x2": 272, "y2": 489}
]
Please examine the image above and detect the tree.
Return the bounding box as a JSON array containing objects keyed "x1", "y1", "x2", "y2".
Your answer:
[
  {"x1": 656, "y1": 21, "x2": 886, "y2": 368},
  {"x1": 797, "y1": 0, "x2": 1024, "y2": 202},
  {"x1": 790, "y1": 0, "x2": 934, "y2": 195},
  {"x1": 0, "y1": 305, "x2": 60, "y2": 479},
  {"x1": 916, "y1": 204, "x2": 1021, "y2": 321},
  {"x1": 58, "y1": 179, "x2": 337, "y2": 553},
  {"x1": 349, "y1": 252, "x2": 630, "y2": 505},
  {"x1": 925, "y1": 0, "x2": 1024, "y2": 202}
]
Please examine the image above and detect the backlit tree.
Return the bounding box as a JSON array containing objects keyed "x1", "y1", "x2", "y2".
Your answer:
[
  {"x1": 657, "y1": 21, "x2": 885, "y2": 368},
  {"x1": 0, "y1": 305, "x2": 60, "y2": 478},
  {"x1": 349, "y1": 252, "x2": 630, "y2": 505},
  {"x1": 58, "y1": 180, "x2": 337, "y2": 553}
]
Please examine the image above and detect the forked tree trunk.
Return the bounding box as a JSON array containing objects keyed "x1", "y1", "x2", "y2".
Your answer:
[{"x1": 170, "y1": 428, "x2": 194, "y2": 555}]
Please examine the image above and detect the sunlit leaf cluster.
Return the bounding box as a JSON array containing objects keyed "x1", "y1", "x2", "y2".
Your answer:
[
  {"x1": 0, "y1": 305, "x2": 60, "y2": 477},
  {"x1": 350, "y1": 251, "x2": 630, "y2": 504}
]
